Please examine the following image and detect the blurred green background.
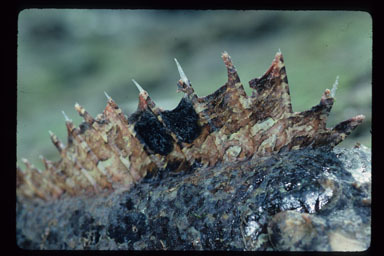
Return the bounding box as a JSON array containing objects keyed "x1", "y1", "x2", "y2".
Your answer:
[{"x1": 17, "y1": 10, "x2": 371, "y2": 170}]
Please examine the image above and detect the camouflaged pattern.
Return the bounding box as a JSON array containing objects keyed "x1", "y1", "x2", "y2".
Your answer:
[{"x1": 17, "y1": 51, "x2": 365, "y2": 200}]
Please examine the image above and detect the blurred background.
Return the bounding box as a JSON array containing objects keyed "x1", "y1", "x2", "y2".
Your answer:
[{"x1": 17, "y1": 10, "x2": 372, "y2": 169}]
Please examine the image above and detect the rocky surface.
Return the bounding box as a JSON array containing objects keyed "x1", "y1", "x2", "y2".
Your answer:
[{"x1": 16, "y1": 145, "x2": 371, "y2": 251}]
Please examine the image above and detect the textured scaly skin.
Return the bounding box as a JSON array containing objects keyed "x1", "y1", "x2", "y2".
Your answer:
[{"x1": 16, "y1": 51, "x2": 365, "y2": 201}]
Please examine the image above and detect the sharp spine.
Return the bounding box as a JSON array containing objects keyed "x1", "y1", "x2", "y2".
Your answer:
[
  {"x1": 104, "y1": 91, "x2": 112, "y2": 100},
  {"x1": 74, "y1": 102, "x2": 94, "y2": 124},
  {"x1": 132, "y1": 79, "x2": 145, "y2": 94},
  {"x1": 174, "y1": 58, "x2": 190, "y2": 86},
  {"x1": 17, "y1": 51, "x2": 365, "y2": 201},
  {"x1": 62, "y1": 111, "x2": 71, "y2": 122},
  {"x1": 331, "y1": 75, "x2": 339, "y2": 98},
  {"x1": 48, "y1": 130, "x2": 65, "y2": 152}
]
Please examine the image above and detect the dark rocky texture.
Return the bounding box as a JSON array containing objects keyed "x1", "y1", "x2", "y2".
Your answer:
[{"x1": 16, "y1": 145, "x2": 371, "y2": 251}]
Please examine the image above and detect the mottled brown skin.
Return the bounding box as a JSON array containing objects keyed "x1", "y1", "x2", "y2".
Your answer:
[{"x1": 17, "y1": 51, "x2": 365, "y2": 201}]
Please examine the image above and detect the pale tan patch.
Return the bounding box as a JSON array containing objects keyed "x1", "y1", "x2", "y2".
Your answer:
[{"x1": 328, "y1": 231, "x2": 367, "y2": 251}]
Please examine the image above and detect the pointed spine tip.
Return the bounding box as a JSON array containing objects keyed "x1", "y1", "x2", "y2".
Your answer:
[
  {"x1": 39, "y1": 154, "x2": 52, "y2": 165},
  {"x1": 220, "y1": 51, "x2": 241, "y2": 85},
  {"x1": 62, "y1": 111, "x2": 71, "y2": 122},
  {"x1": 331, "y1": 76, "x2": 339, "y2": 98},
  {"x1": 174, "y1": 58, "x2": 190, "y2": 86},
  {"x1": 48, "y1": 130, "x2": 65, "y2": 152},
  {"x1": 333, "y1": 115, "x2": 365, "y2": 135},
  {"x1": 21, "y1": 158, "x2": 34, "y2": 170},
  {"x1": 272, "y1": 50, "x2": 284, "y2": 67},
  {"x1": 221, "y1": 51, "x2": 231, "y2": 64},
  {"x1": 74, "y1": 102, "x2": 81, "y2": 110},
  {"x1": 354, "y1": 114, "x2": 365, "y2": 122},
  {"x1": 221, "y1": 51, "x2": 235, "y2": 67},
  {"x1": 132, "y1": 79, "x2": 145, "y2": 94},
  {"x1": 75, "y1": 103, "x2": 94, "y2": 124},
  {"x1": 104, "y1": 91, "x2": 112, "y2": 101},
  {"x1": 277, "y1": 48, "x2": 282, "y2": 55}
]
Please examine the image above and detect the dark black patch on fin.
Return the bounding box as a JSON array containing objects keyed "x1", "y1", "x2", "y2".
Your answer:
[
  {"x1": 249, "y1": 74, "x2": 271, "y2": 94},
  {"x1": 79, "y1": 122, "x2": 91, "y2": 134},
  {"x1": 134, "y1": 110, "x2": 174, "y2": 156},
  {"x1": 160, "y1": 97, "x2": 201, "y2": 144}
]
